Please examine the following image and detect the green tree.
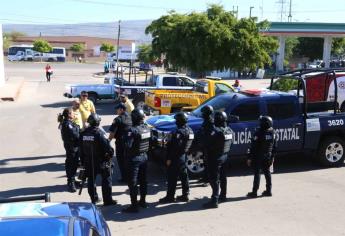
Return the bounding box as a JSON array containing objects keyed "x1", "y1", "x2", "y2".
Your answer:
[
  {"x1": 33, "y1": 39, "x2": 52, "y2": 62},
  {"x1": 3, "y1": 31, "x2": 26, "y2": 51},
  {"x1": 70, "y1": 43, "x2": 85, "y2": 61},
  {"x1": 70, "y1": 43, "x2": 84, "y2": 53},
  {"x1": 294, "y1": 37, "x2": 345, "y2": 61},
  {"x1": 100, "y1": 42, "x2": 115, "y2": 53},
  {"x1": 138, "y1": 44, "x2": 157, "y2": 63},
  {"x1": 33, "y1": 39, "x2": 52, "y2": 53},
  {"x1": 145, "y1": 4, "x2": 278, "y2": 74}
]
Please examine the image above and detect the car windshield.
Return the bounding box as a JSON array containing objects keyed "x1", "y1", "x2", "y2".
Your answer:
[
  {"x1": 271, "y1": 76, "x2": 300, "y2": 92},
  {"x1": 192, "y1": 94, "x2": 234, "y2": 117}
]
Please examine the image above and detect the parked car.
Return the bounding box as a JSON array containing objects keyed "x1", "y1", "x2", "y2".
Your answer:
[{"x1": 0, "y1": 194, "x2": 111, "y2": 236}]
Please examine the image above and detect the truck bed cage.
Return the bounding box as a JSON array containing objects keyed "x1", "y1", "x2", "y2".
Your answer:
[{"x1": 269, "y1": 68, "x2": 345, "y2": 116}]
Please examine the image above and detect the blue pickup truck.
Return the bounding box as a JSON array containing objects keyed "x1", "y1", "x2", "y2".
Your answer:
[{"x1": 147, "y1": 70, "x2": 345, "y2": 174}]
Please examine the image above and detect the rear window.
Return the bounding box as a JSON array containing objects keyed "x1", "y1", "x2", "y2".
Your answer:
[
  {"x1": 195, "y1": 81, "x2": 208, "y2": 94},
  {"x1": 230, "y1": 102, "x2": 260, "y2": 122},
  {"x1": 162, "y1": 77, "x2": 178, "y2": 86},
  {"x1": 267, "y1": 101, "x2": 296, "y2": 119}
]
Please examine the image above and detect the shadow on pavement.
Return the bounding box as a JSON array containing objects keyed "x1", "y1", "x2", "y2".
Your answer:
[
  {"x1": 41, "y1": 101, "x2": 72, "y2": 108},
  {"x1": 0, "y1": 154, "x2": 65, "y2": 166},
  {"x1": 227, "y1": 153, "x2": 345, "y2": 178},
  {"x1": 0, "y1": 185, "x2": 67, "y2": 198},
  {"x1": 0, "y1": 162, "x2": 65, "y2": 175}
]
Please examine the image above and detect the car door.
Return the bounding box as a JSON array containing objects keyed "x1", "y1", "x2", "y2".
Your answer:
[
  {"x1": 227, "y1": 100, "x2": 262, "y2": 156},
  {"x1": 264, "y1": 98, "x2": 304, "y2": 152}
]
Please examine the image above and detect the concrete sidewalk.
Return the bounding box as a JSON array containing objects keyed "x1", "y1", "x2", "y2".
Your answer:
[{"x1": 0, "y1": 77, "x2": 24, "y2": 101}]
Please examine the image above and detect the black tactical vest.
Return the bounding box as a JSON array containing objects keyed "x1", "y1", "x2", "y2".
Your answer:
[
  {"x1": 137, "y1": 124, "x2": 151, "y2": 153},
  {"x1": 211, "y1": 126, "x2": 233, "y2": 156},
  {"x1": 115, "y1": 113, "x2": 132, "y2": 140},
  {"x1": 61, "y1": 120, "x2": 79, "y2": 145},
  {"x1": 256, "y1": 128, "x2": 275, "y2": 157},
  {"x1": 182, "y1": 126, "x2": 194, "y2": 153}
]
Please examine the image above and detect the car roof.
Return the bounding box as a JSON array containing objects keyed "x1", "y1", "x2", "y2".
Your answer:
[
  {"x1": 0, "y1": 216, "x2": 71, "y2": 236},
  {"x1": 237, "y1": 89, "x2": 295, "y2": 99},
  {"x1": 0, "y1": 202, "x2": 100, "y2": 230}
]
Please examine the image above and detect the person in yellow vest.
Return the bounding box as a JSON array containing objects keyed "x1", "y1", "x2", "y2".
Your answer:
[
  {"x1": 79, "y1": 91, "x2": 96, "y2": 127},
  {"x1": 119, "y1": 94, "x2": 134, "y2": 113},
  {"x1": 71, "y1": 99, "x2": 83, "y2": 130}
]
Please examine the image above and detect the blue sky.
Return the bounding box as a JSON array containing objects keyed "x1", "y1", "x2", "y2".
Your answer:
[{"x1": 0, "y1": 0, "x2": 344, "y2": 24}]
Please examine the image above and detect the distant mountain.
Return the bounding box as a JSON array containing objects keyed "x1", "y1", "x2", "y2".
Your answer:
[{"x1": 3, "y1": 20, "x2": 153, "y2": 43}]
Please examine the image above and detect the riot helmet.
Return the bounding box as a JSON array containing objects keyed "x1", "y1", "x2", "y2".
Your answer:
[
  {"x1": 259, "y1": 116, "x2": 273, "y2": 130},
  {"x1": 214, "y1": 111, "x2": 227, "y2": 127},
  {"x1": 131, "y1": 108, "x2": 145, "y2": 125},
  {"x1": 87, "y1": 113, "x2": 101, "y2": 127},
  {"x1": 174, "y1": 112, "x2": 188, "y2": 127},
  {"x1": 201, "y1": 105, "x2": 214, "y2": 119}
]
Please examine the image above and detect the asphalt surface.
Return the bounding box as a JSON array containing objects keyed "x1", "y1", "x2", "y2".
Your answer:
[{"x1": 1, "y1": 62, "x2": 345, "y2": 235}]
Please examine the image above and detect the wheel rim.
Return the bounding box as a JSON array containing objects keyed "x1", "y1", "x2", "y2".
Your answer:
[
  {"x1": 325, "y1": 142, "x2": 344, "y2": 163},
  {"x1": 136, "y1": 101, "x2": 145, "y2": 110},
  {"x1": 186, "y1": 152, "x2": 205, "y2": 174}
]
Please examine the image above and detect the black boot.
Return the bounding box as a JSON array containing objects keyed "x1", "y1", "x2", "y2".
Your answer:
[
  {"x1": 67, "y1": 181, "x2": 77, "y2": 193},
  {"x1": 202, "y1": 199, "x2": 218, "y2": 209},
  {"x1": 122, "y1": 204, "x2": 139, "y2": 213},
  {"x1": 247, "y1": 191, "x2": 258, "y2": 198},
  {"x1": 262, "y1": 190, "x2": 272, "y2": 197},
  {"x1": 158, "y1": 196, "x2": 175, "y2": 204},
  {"x1": 103, "y1": 199, "x2": 118, "y2": 206},
  {"x1": 218, "y1": 195, "x2": 227, "y2": 203},
  {"x1": 176, "y1": 195, "x2": 189, "y2": 202},
  {"x1": 139, "y1": 197, "x2": 148, "y2": 208}
]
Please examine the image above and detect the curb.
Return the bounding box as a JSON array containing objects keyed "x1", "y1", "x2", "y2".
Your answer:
[{"x1": 0, "y1": 79, "x2": 24, "y2": 101}]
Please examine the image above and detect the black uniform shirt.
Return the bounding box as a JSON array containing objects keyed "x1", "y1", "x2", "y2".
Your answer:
[{"x1": 109, "y1": 112, "x2": 132, "y2": 143}]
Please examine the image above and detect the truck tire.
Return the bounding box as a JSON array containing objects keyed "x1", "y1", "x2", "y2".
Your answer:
[
  {"x1": 88, "y1": 93, "x2": 98, "y2": 104},
  {"x1": 186, "y1": 151, "x2": 205, "y2": 176},
  {"x1": 317, "y1": 136, "x2": 345, "y2": 167},
  {"x1": 340, "y1": 102, "x2": 345, "y2": 112}
]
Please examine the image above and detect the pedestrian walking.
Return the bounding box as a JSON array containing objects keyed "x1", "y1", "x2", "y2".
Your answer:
[{"x1": 45, "y1": 64, "x2": 53, "y2": 82}]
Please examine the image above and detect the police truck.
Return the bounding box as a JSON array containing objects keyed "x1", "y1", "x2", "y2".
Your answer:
[{"x1": 147, "y1": 69, "x2": 345, "y2": 174}]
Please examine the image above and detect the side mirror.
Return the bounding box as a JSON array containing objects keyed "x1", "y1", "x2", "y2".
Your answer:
[{"x1": 228, "y1": 115, "x2": 239, "y2": 123}]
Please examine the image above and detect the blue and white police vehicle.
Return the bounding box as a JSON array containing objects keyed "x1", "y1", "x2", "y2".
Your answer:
[
  {"x1": 0, "y1": 194, "x2": 111, "y2": 236},
  {"x1": 147, "y1": 69, "x2": 345, "y2": 174}
]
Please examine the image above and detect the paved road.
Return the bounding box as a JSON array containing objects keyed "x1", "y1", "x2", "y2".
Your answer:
[{"x1": 1, "y1": 62, "x2": 345, "y2": 235}]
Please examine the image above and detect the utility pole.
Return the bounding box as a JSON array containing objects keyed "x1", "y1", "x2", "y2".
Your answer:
[
  {"x1": 288, "y1": 0, "x2": 292, "y2": 22},
  {"x1": 249, "y1": 6, "x2": 254, "y2": 18},
  {"x1": 116, "y1": 20, "x2": 121, "y2": 69}
]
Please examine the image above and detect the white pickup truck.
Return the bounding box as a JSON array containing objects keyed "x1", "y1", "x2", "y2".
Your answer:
[{"x1": 64, "y1": 73, "x2": 196, "y2": 106}]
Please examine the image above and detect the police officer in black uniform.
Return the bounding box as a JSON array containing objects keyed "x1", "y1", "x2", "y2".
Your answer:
[
  {"x1": 80, "y1": 113, "x2": 117, "y2": 206},
  {"x1": 159, "y1": 112, "x2": 194, "y2": 203},
  {"x1": 203, "y1": 111, "x2": 233, "y2": 209},
  {"x1": 60, "y1": 108, "x2": 80, "y2": 193},
  {"x1": 195, "y1": 105, "x2": 214, "y2": 185},
  {"x1": 247, "y1": 116, "x2": 277, "y2": 198},
  {"x1": 122, "y1": 109, "x2": 151, "y2": 213},
  {"x1": 108, "y1": 103, "x2": 132, "y2": 182}
]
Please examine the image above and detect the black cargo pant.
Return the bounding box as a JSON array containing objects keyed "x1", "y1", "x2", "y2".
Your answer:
[
  {"x1": 252, "y1": 157, "x2": 272, "y2": 193},
  {"x1": 207, "y1": 154, "x2": 228, "y2": 202},
  {"x1": 128, "y1": 153, "x2": 148, "y2": 206},
  {"x1": 87, "y1": 163, "x2": 113, "y2": 204},
  {"x1": 167, "y1": 155, "x2": 190, "y2": 198},
  {"x1": 116, "y1": 141, "x2": 127, "y2": 180},
  {"x1": 63, "y1": 143, "x2": 79, "y2": 183}
]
